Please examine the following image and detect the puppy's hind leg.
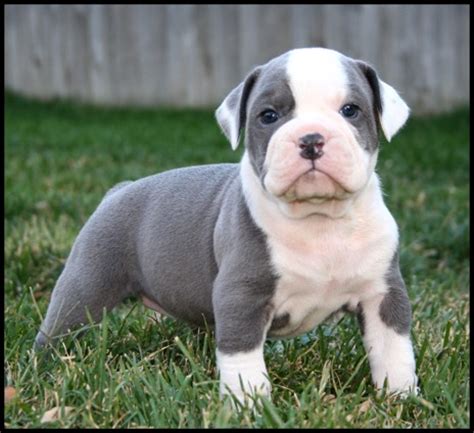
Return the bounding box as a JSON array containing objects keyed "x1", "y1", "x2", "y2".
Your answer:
[{"x1": 34, "y1": 225, "x2": 133, "y2": 350}]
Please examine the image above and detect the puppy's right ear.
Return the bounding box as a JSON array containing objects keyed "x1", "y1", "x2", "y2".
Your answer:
[
  {"x1": 215, "y1": 67, "x2": 262, "y2": 150},
  {"x1": 356, "y1": 61, "x2": 410, "y2": 142}
]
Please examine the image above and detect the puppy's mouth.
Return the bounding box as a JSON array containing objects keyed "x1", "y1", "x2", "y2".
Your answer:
[{"x1": 278, "y1": 165, "x2": 354, "y2": 204}]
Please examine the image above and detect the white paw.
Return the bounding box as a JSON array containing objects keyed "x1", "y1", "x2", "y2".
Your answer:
[
  {"x1": 216, "y1": 346, "x2": 271, "y2": 408},
  {"x1": 373, "y1": 367, "x2": 418, "y2": 397},
  {"x1": 220, "y1": 374, "x2": 271, "y2": 407}
]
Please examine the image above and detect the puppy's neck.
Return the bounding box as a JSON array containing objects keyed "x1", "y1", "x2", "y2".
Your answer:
[{"x1": 240, "y1": 150, "x2": 383, "y2": 225}]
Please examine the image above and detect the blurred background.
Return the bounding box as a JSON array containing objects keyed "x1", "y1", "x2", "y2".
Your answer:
[{"x1": 4, "y1": 4, "x2": 470, "y2": 114}]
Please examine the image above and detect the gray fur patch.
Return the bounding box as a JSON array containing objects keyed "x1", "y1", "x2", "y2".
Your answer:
[
  {"x1": 356, "y1": 303, "x2": 365, "y2": 336},
  {"x1": 269, "y1": 312, "x2": 290, "y2": 332},
  {"x1": 244, "y1": 52, "x2": 295, "y2": 182},
  {"x1": 379, "y1": 250, "x2": 411, "y2": 335},
  {"x1": 212, "y1": 176, "x2": 279, "y2": 353},
  {"x1": 341, "y1": 57, "x2": 381, "y2": 153},
  {"x1": 35, "y1": 163, "x2": 279, "y2": 355}
]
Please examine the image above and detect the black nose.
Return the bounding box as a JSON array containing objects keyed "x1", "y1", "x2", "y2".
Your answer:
[{"x1": 298, "y1": 133, "x2": 325, "y2": 160}]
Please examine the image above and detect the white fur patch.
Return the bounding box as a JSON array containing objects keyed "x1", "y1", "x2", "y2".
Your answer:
[
  {"x1": 216, "y1": 344, "x2": 271, "y2": 404},
  {"x1": 286, "y1": 48, "x2": 348, "y2": 116}
]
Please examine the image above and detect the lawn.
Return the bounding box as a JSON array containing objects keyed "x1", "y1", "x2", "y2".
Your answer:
[{"x1": 4, "y1": 91, "x2": 470, "y2": 428}]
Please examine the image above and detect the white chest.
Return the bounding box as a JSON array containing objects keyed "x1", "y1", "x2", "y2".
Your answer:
[{"x1": 267, "y1": 222, "x2": 396, "y2": 337}]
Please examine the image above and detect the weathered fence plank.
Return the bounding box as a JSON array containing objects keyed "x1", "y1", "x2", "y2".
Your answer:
[{"x1": 4, "y1": 4, "x2": 469, "y2": 113}]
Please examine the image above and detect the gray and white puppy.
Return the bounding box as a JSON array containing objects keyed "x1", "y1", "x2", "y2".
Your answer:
[{"x1": 35, "y1": 47, "x2": 418, "y2": 403}]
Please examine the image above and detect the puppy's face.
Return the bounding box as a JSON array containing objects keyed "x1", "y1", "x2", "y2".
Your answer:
[{"x1": 216, "y1": 48, "x2": 409, "y2": 217}]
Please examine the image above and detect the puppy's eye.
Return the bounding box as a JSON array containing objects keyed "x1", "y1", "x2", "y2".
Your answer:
[
  {"x1": 340, "y1": 104, "x2": 360, "y2": 119},
  {"x1": 259, "y1": 109, "x2": 279, "y2": 125}
]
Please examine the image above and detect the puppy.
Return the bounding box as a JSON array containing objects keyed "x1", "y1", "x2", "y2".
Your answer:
[{"x1": 35, "y1": 47, "x2": 418, "y2": 404}]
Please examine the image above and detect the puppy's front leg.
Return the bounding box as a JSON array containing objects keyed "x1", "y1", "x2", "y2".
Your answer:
[
  {"x1": 358, "y1": 277, "x2": 418, "y2": 395},
  {"x1": 213, "y1": 280, "x2": 273, "y2": 405}
]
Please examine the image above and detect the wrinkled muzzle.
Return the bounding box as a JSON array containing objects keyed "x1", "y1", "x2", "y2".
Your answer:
[{"x1": 263, "y1": 114, "x2": 375, "y2": 204}]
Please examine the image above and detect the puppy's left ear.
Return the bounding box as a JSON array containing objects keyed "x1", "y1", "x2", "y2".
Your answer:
[
  {"x1": 357, "y1": 61, "x2": 410, "y2": 142},
  {"x1": 215, "y1": 67, "x2": 262, "y2": 150}
]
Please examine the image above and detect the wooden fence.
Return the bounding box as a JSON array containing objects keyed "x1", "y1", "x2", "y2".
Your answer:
[{"x1": 4, "y1": 4, "x2": 470, "y2": 113}]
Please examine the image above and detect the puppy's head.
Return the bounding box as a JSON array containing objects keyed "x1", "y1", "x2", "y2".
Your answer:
[{"x1": 216, "y1": 48, "x2": 409, "y2": 218}]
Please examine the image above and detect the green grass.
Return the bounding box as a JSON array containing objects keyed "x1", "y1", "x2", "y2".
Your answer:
[{"x1": 4, "y1": 91, "x2": 469, "y2": 428}]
